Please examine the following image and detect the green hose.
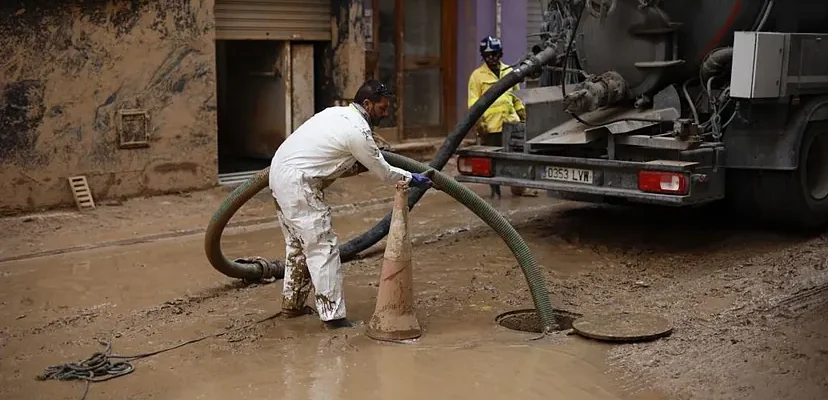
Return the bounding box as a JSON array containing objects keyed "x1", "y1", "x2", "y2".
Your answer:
[
  {"x1": 204, "y1": 152, "x2": 559, "y2": 332},
  {"x1": 383, "y1": 153, "x2": 558, "y2": 331},
  {"x1": 204, "y1": 168, "x2": 285, "y2": 282}
]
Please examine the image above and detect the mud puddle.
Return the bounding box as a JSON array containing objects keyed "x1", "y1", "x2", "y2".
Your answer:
[
  {"x1": 70, "y1": 312, "x2": 665, "y2": 400},
  {"x1": 170, "y1": 336, "x2": 666, "y2": 400},
  {"x1": 0, "y1": 212, "x2": 627, "y2": 400},
  {"x1": 10, "y1": 315, "x2": 668, "y2": 400},
  {"x1": 2, "y1": 196, "x2": 706, "y2": 400}
]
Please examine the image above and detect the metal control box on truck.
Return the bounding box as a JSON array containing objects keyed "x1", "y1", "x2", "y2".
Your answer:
[{"x1": 454, "y1": 0, "x2": 828, "y2": 229}]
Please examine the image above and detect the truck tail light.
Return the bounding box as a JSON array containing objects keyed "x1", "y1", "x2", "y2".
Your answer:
[
  {"x1": 638, "y1": 171, "x2": 688, "y2": 195},
  {"x1": 457, "y1": 156, "x2": 493, "y2": 177}
]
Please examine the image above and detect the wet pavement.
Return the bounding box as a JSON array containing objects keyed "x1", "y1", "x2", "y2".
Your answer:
[
  {"x1": 1, "y1": 183, "x2": 827, "y2": 400},
  {"x1": 168, "y1": 333, "x2": 665, "y2": 400}
]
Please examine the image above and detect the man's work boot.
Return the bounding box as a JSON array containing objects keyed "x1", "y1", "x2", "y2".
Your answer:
[
  {"x1": 323, "y1": 318, "x2": 364, "y2": 330},
  {"x1": 280, "y1": 305, "x2": 316, "y2": 319},
  {"x1": 490, "y1": 184, "x2": 501, "y2": 198}
]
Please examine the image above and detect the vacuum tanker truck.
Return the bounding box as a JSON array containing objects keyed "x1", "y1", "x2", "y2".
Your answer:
[{"x1": 454, "y1": 0, "x2": 828, "y2": 229}]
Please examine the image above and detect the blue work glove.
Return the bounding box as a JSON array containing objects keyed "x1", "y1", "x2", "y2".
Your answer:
[{"x1": 409, "y1": 173, "x2": 433, "y2": 189}]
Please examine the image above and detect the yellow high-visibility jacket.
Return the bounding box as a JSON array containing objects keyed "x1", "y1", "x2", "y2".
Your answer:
[{"x1": 467, "y1": 62, "x2": 526, "y2": 134}]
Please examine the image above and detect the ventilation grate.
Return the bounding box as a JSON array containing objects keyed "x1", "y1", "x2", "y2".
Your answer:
[{"x1": 116, "y1": 109, "x2": 150, "y2": 149}]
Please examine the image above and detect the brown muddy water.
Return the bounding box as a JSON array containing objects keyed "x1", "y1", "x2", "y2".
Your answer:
[
  {"x1": 170, "y1": 331, "x2": 668, "y2": 400},
  {"x1": 1, "y1": 193, "x2": 670, "y2": 400},
  {"x1": 3, "y1": 188, "x2": 827, "y2": 399}
]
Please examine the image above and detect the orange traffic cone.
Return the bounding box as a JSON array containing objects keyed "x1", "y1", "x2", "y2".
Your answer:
[{"x1": 365, "y1": 180, "x2": 422, "y2": 342}]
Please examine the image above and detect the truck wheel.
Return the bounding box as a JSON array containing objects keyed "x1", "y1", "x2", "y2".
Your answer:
[{"x1": 728, "y1": 121, "x2": 828, "y2": 230}]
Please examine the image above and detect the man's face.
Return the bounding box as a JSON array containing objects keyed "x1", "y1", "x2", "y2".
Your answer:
[
  {"x1": 483, "y1": 51, "x2": 502, "y2": 69},
  {"x1": 362, "y1": 96, "x2": 390, "y2": 126}
]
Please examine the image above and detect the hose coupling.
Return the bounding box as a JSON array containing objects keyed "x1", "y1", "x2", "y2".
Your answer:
[
  {"x1": 518, "y1": 45, "x2": 560, "y2": 80},
  {"x1": 233, "y1": 256, "x2": 286, "y2": 282}
]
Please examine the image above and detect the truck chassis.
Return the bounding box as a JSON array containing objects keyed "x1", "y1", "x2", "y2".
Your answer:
[{"x1": 455, "y1": 31, "x2": 828, "y2": 229}]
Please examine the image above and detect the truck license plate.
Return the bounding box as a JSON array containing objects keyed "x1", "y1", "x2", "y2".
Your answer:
[{"x1": 543, "y1": 166, "x2": 594, "y2": 184}]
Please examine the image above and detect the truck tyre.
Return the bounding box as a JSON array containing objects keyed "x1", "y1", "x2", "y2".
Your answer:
[{"x1": 727, "y1": 121, "x2": 828, "y2": 231}]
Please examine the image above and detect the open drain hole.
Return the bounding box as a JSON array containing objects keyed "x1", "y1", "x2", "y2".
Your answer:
[{"x1": 495, "y1": 309, "x2": 582, "y2": 333}]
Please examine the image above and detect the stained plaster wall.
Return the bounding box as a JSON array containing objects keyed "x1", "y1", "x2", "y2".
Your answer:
[
  {"x1": 0, "y1": 0, "x2": 219, "y2": 214},
  {"x1": 319, "y1": 0, "x2": 366, "y2": 107}
]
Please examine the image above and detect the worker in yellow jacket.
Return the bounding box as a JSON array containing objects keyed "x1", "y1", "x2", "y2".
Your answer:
[{"x1": 468, "y1": 35, "x2": 537, "y2": 198}]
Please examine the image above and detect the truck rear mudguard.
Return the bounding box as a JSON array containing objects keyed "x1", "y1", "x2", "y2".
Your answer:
[{"x1": 454, "y1": 146, "x2": 726, "y2": 206}]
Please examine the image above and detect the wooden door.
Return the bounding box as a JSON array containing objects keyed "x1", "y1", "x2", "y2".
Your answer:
[{"x1": 371, "y1": 0, "x2": 456, "y2": 142}]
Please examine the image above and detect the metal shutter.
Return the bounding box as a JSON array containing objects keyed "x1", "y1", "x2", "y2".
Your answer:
[
  {"x1": 215, "y1": 0, "x2": 332, "y2": 41},
  {"x1": 526, "y1": 0, "x2": 544, "y2": 53}
]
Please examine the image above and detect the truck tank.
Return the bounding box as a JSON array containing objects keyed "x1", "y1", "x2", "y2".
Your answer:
[{"x1": 572, "y1": 0, "x2": 828, "y2": 98}]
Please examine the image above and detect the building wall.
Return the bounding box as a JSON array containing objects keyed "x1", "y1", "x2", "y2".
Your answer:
[
  {"x1": 0, "y1": 0, "x2": 365, "y2": 214},
  {"x1": 319, "y1": 0, "x2": 366, "y2": 106},
  {"x1": 455, "y1": 0, "x2": 528, "y2": 123},
  {"x1": 501, "y1": 0, "x2": 529, "y2": 63},
  {"x1": 0, "y1": 0, "x2": 219, "y2": 214}
]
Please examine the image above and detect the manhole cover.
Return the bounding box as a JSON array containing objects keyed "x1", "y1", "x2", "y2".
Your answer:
[
  {"x1": 572, "y1": 312, "x2": 673, "y2": 343},
  {"x1": 495, "y1": 309, "x2": 583, "y2": 333}
]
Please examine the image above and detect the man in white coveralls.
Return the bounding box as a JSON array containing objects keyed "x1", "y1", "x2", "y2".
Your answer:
[{"x1": 269, "y1": 80, "x2": 433, "y2": 329}]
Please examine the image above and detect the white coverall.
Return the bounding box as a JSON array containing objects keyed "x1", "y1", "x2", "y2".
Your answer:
[{"x1": 269, "y1": 103, "x2": 411, "y2": 321}]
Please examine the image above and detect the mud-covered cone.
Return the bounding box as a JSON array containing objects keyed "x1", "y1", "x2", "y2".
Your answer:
[{"x1": 365, "y1": 180, "x2": 422, "y2": 341}]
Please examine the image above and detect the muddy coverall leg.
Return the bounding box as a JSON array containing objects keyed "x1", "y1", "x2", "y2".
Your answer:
[
  {"x1": 272, "y1": 168, "x2": 346, "y2": 322},
  {"x1": 276, "y1": 207, "x2": 313, "y2": 317}
]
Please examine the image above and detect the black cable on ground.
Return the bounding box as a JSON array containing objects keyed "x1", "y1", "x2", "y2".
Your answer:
[{"x1": 36, "y1": 312, "x2": 284, "y2": 400}]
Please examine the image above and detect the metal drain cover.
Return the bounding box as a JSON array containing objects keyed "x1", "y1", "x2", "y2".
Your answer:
[{"x1": 572, "y1": 312, "x2": 673, "y2": 343}]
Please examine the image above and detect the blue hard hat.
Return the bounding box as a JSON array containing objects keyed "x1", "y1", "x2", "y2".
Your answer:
[{"x1": 479, "y1": 35, "x2": 503, "y2": 54}]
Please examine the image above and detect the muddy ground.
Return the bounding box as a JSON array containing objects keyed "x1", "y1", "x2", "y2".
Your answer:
[{"x1": 1, "y1": 175, "x2": 827, "y2": 400}]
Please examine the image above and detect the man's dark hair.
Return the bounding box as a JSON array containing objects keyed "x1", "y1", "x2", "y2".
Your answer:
[{"x1": 353, "y1": 79, "x2": 393, "y2": 104}]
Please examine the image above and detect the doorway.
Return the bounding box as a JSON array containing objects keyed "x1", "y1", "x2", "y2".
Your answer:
[
  {"x1": 215, "y1": 39, "x2": 317, "y2": 179},
  {"x1": 215, "y1": 40, "x2": 290, "y2": 175},
  {"x1": 370, "y1": 0, "x2": 457, "y2": 142}
]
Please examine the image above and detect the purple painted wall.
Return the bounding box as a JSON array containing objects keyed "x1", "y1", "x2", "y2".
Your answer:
[
  {"x1": 455, "y1": 0, "x2": 528, "y2": 127},
  {"x1": 456, "y1": 0, "x2": 478, "y2": 119},
  {"x1": 501, "y1": 0, "x2": 528, "y2": 65},
  {"x1": 475, "y1": 1, "x2": 496, "y2": 44}
]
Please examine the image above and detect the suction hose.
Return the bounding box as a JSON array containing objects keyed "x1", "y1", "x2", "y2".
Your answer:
[
  {"x1": 339, "y1": 46, "x2": 560, "y2": 261},
  {"x1": 204, "y1": 152, "x2": 559, "y2": 332},
  {"x1": 205, "y1": 45, "x2": 561, "y2": 329},
  {"x1": 384, "y1": 153, "x2": 558, "y2": 331},
  {"x1": 204, "y1": 168, "x2": 284, "y2": 282},
  {"x1": 700, "y1": 47, "x2": 733, "y2": 83}
]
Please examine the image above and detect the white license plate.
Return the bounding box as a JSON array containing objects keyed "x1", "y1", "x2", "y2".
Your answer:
[{"x1": 542, "y1": 166, "x2": 594, "y2": 184}]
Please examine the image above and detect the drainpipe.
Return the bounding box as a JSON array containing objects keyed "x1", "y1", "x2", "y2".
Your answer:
[{"x1": 495, "y1": 0, "x2": 502, "y2": 38}]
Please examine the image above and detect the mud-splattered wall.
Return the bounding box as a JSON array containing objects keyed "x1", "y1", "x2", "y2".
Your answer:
[
  {"x1": 0, "y1": 0, "x2": 218, "y2": 214},
  {"x1": 319, "y1": 0, "x2": 366, "y2": 106}
]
